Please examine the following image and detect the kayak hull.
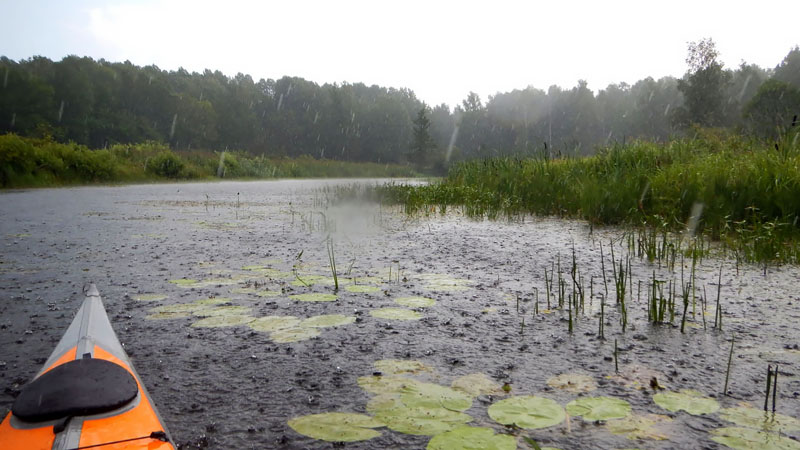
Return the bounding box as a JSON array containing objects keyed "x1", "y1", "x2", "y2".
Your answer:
[{"x1": 0, "y1": 285, "x2": 175, "y2": 450}]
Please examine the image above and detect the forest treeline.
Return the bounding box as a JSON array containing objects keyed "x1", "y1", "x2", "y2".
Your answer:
[{"x1": 1, "y1": 42, "x2": 799, "y2": 169}]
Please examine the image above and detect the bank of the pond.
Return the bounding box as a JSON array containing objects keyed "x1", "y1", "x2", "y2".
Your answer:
[
  {"x1": 367, "y1": 131, "x2": 800, "y2": 264},
  {"x1": 0, "y1": 133, "x2": 419, "y2": 188}
]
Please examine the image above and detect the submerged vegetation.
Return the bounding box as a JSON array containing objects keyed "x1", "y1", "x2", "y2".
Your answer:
[
  {"x1": 366, "y1": 130, "x2": 800, "y2": 264},
  {"x1": 0, "y1": 133, "x2": 416, "y2": 188}
]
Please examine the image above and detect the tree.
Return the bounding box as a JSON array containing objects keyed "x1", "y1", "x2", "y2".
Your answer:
[
  {"x1": 773, "y1": 46, "x2": 800, "y2": 88},
  {"x1": 674, "y1": 38, "x2": 731, "y2": 128},
  {"x1": 408, "y1": 105, "x2": 436, "y2": 170},
  {"x1": 743, "y1": 79, "x2": 800, "y2": 139}
]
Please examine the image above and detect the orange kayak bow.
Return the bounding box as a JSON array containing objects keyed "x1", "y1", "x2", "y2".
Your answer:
[{"x1": 0, "y1": 284, "x2": 175, "y2": 449}]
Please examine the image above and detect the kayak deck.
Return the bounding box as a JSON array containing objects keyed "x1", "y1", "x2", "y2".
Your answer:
[{"x1": 0, "y1": 285, "x2": 175, "y2": 450}]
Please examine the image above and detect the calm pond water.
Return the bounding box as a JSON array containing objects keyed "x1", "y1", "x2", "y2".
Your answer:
[{"x1": 1, "y1": 179, "x2": 799, "y2": 449}]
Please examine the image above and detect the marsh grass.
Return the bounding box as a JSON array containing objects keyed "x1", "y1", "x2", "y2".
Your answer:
[
  {"x1": 0, "y1": 134, "x2": 416, "y2": 188},
  {"x1": 368, "y1": 133, "x2": 800, "y2": 264}
]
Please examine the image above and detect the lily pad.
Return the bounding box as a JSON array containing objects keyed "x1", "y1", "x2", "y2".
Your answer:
[
  {"x1": 711, "y1": 426, "x2": 800, "y2": 450},
  {"x1": 395, "y1": 296, "x2": 436, "y2": 308},
  {"x1": 653, "y1": 389, "x2": 719, "y2": 415},
  {"x1": 301, "y1": 314, "x2": 356, "y2": 328},
  {"x1": 367, "y1": 395, "x2": 472, "y2": 436},
  {"x1": 370, "y1": 308, "x2": 422, "y2": 320},
  {"x1": 287, "y1": 412, "x2": 383, "y2": 442},
  {"x1": 427, "y1": 426, "x2": 516, "y2": 450},
  {"x1": 149, "y1": 298, "x2": 228, "y2": 314},
  {"x1": 192, "y1": 306, "x2": 251, "y2": 317},
  {"x1": 720, "y1": 406, "x2": 800, "y2": 432},
  {"x1": 345, "y1": 285, "x2": 382, "y2": 293},
  {"x1": 145, "y1": 311, "x2": 191, "y2": 320},
  {"x1": 191, "y1": 315, "x2": 256, "y2": 328},
  {"x1": 358, "y1": 375, "x2": 420, "y2": 395},
  {"x1": 374, "y1": 359, "x2": 431, "y2": 376},
  {"x1": 451, "y1": 373, "x2": 503, "y2": 397},
  {"x1": 547, "y1": 373, "x2": 597, "y2": 393},
  {"x1": 290, "y1": 293, "x2": 338, "y2": 302},
  {"x1": 270, "y1": 326, "x2": 321, "y2": 343},
  {"x1": 400, "y1": 381, "x2": 473, "y2": 411},
  {"x1": 249, "y1": 316, "x2": 302, "y2": 332},
  {"x1": 606, "y1": 413, "x2": 671, "y2": 440},
  {"x1": 488, "y1": 396, "x2": 566, "y2": 429},
  {"x1": 169, "y1": 278, "x2": 200, "y2": 287},
  {"x1": 566, "y1": 396, "x2": 631, "y2": 421}
]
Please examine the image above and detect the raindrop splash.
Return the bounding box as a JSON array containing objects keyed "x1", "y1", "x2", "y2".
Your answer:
[
  {"x1": 217, "y1": 148, "x2": 227, "y2": 178},
  {"x1": 10, "y1": 112, "x2": 16, "y2": 128},
  {"x1": 446, "y1": 125, "x2": 460, "y2": 162},
  {"x1": 58, "y1": 101, "x2": 64, "y2": 122},
  {"x1": 170, "y1": 113, "x2": 178, "y2": 140},
  {"x1": 737, "y1": 74, "x2": 753, "y2": 103},
  {"x1": 2, "y1": 68, "x2": 8, "y2": 89},
  {"x1": 686, "y1": 202, "x2": 704, "y2": 238},
  {"x1": 277, "y1": 93, "x2": 284, "y2": 111},
  {"x1": 664, "y1": 103, "x2": 671, "y2": 117}
]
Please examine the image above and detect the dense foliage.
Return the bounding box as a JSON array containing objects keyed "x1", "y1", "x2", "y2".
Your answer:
[
  {"x1": 0, "y1": 134, "x2": 415, "y2": 188},
  {"x1": 1, "y1": 44, "x2": 798, "y2": 167},
  {"x1": 370, "y1": 128, "x2": 800, "y2": 263}
]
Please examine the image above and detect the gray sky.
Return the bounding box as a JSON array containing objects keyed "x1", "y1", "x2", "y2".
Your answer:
[{"x1": 2, "y1": 0, "x2": 798, "y2": 108}]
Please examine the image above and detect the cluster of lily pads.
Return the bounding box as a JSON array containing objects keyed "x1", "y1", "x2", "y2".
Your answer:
[
  {"x1": 136, "y1": 258, "x2": 461, "y2": 339},
  {"x1": 286, "y1": 359, "x2": 800, "y2": 449}
]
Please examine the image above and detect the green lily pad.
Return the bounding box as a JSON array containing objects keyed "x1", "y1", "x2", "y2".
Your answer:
[
  {"x1": 488, "y1": 396, "x2": 566, "y2": 429},
  {"x1": 287, "y1": 412, "x2": 383, "y2": 442},
  {"x1": 301, "y1": 314, "x2": 356, "y2": 328},
  {"x1": 358, "y1": 375, "x2": 420, "y2": 395},
  {"x1": 190, "y1": 315, "x2": 256, "y2": 328},
  {"x1": 427, "y1": 426, "x2": 516, "y2": 450},
  {"x1": 192, "y1": 306, "x2": 251, "y2": 317},
  {"x1": 149, "y1": 298, "x2": 228, "y2": 314},
  {"x1": 416, "y1": 274, "x2": 472, "y2": 292},
  {"x1": 566, "y1": 396, "x2": 631, "y2": 421},
  {"x1": 653, "y1": 389, "x2": 719, "y2": 415},
  {"x1": 720, "y1": 406, "x2": 800, "y2": 432},
  {"x1": 346, "y1": 285, "x2": 382, "y2": 293},
  {"x1": 270, "y1": 326, "x2": 320, "y2": 343},
  {"x1": 606, "y1": 413, "x2": 671, "y2": 440},
  {"x1": 367, "y1": 395, "x2": 472, "y2": 436},
  {"x1": 547, "y1": 373, "x2": 597, "y2": 393},
  {"x1": 451, "y1": 373, "x2": 503, "y2": 397},
  {"x1": 169, "y1": 278, "x2": 200, "y2": 287},
  {"x1": 711, "y1": 426, "x2": 800, "y2": 450},
  {"x1": 400, "y1": 381, "x2": 473, "y2": 411},
  {"x1": 249, "y1": 316, "x2": 302, "y2": 332},
  {"x1": 370, "y1": 308, "x2": 422, "y2": 320},
  {"x1": 395, "y1": 296, "x2": 436, "y2": 308},
  {"x1": 290, "y1": 293, "x2": 338, "y2": 302},
  {"x1": 145, "y1": 311, "x2": 191, "y2": 320},
  {"x1": 132, "y1": 293, "x2": 167, "y2": 302},
  {"x1": 374, "y1": 359, "x2": 431, "y2": 376}
]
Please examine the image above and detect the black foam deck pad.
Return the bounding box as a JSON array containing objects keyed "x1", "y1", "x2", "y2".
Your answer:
[{"x1": 12, "y1": 358, "x2": 138, "y2": 422}]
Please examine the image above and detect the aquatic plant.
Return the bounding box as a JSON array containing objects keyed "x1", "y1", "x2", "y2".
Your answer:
[
  {"x1": 566, "y1": 396, "x2": 631, "y2": 421},
  {"x1": 288, "y1": 412, "x2": 383, "y2": 442},
  {"x1": 653, "y1": 389, "x2": 720, "y2": 415},
  {"x1": 426, "y1": 426, "x2": 515, "y2": 450},
  {"x1": 488, "y1": 396, "x2": 565, "y2": 430}
]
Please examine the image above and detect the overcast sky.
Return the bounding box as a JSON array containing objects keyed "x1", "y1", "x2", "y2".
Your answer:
[{"x1": 2, "y1": 0, "x2": 798, "y2": 108}]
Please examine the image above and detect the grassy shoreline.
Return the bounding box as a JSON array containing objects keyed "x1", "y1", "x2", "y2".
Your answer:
[
  {"x1": 0, "y1": 133, "x2": 418, "y2": 189},
  {"x1": 362, "y1": 130, "x2": 800, "y2": 264}
]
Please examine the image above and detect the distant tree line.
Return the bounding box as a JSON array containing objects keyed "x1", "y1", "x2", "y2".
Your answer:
[{"x1": 1, "y1": 42, "x2": 799, "y2": 170}]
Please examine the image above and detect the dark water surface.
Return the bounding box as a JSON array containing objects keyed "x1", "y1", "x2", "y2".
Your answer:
[{"x1": 1, "y1": 180, "x2": 799, "y2": 449}]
